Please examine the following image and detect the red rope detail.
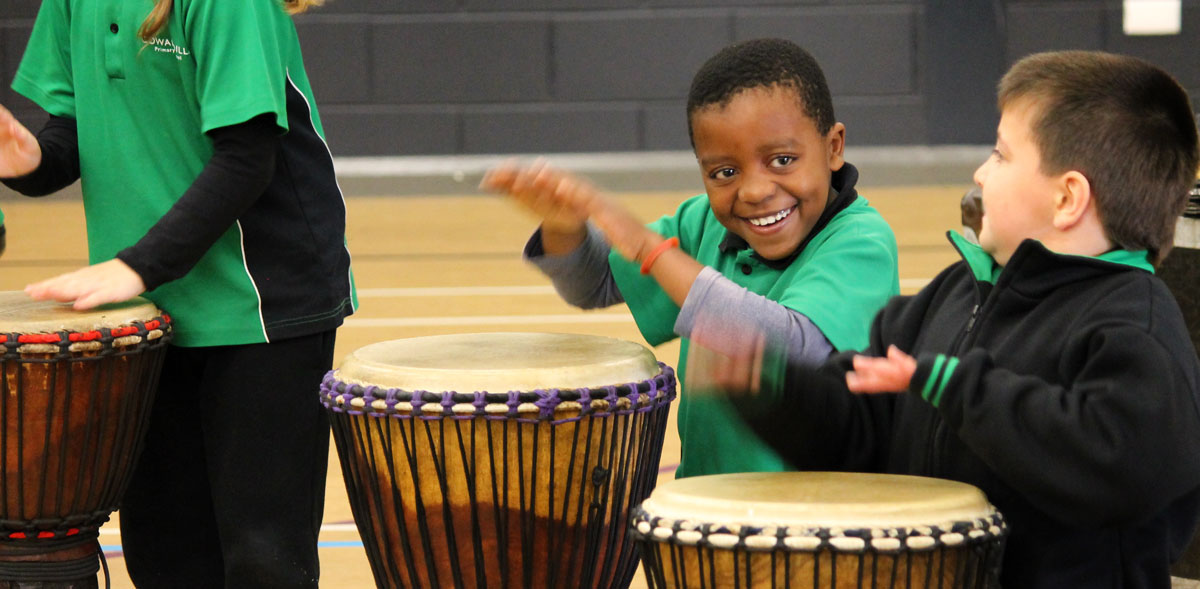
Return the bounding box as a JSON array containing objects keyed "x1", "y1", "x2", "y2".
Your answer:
[
  {"x1": 3, "y1": 529, "x2": 83, "y2": 540},
  {"x1": 68, "y1": 331, "x2": 102, "y2": 342},
  {"x1": 17, "y1": 334, "x2": 61, "y2": 344},
  {"x1": 0, "y1": 314, "x2": 170, "y2": 347}
]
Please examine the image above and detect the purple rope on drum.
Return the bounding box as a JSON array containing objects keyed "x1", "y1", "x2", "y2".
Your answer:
[
  {"x1": 319, "y1": 363, "x2": 677, "y2": 425},
  {"x1": 320, "y1": 361, "x2": 678, "y2": 588}
]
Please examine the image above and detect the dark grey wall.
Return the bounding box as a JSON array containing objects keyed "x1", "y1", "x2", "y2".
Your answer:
[{"x1": 2, "y1": 1, "x2": 1199, "y2": 156}]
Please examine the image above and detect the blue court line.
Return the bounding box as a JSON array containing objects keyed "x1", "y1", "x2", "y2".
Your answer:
[{"x1": 318, "y1": 541, "x2": 366, "y2": 548}]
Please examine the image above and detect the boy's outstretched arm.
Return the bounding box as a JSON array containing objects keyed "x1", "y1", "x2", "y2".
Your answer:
[
  {"x1": 483, "y1": 161, "x2": 705, "y2": 306},
  {"x1": 586, "y1": 195, "x2": 704, "y2": 306},
  {"x1": 481, "y1": 160, "x2": 593, "y2": 255}
]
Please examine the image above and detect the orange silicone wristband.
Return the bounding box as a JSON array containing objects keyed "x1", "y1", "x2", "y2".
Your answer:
[{"x1": 639, "y1": 237, "x2": 680, "y2": 274}]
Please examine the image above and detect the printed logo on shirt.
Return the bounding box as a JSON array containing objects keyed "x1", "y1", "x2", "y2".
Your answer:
[{"x1": 148, "y1": 37, "x2": 191, "y2": 60}]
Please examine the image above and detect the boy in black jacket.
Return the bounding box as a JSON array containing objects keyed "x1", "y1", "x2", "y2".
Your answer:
[{"x1": 715, "y1": 51, "x2": 1200, "y2": 588}]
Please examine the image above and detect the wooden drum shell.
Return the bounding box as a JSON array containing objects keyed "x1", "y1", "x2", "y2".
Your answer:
[
  {"x1": 631, "y1": 472, "x2": 1007, "y2": 589},
  {"x1": 322, "y1": 333, "x2": 677, "y2": 589},
  {"x1": 0, "y1": 294, "x2": 171, "y2": 586}
]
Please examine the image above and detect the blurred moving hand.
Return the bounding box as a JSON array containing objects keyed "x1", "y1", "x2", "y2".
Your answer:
[
  {"x1": 845, "y1": 345, "x2": 916, "y2": 394},
  {"x1": 0, "y1": 104, "x2": 41, "y2": 179},
  {"x1": 481, "y1": 159, "x2": 661, "y2": 262}
]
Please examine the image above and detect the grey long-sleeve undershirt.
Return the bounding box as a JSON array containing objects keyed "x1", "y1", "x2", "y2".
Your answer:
[{"x1": 523, "y1": 224, "x2": 835, "y2": 363}]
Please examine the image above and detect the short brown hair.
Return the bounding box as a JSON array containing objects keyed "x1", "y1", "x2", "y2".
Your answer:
[{"x1": 999, "y1": 51, "x2": 1199, "y2": 263}]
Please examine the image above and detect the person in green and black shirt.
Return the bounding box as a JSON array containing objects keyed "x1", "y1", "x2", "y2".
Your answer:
[{"x1": 0, "y1": 0, "x2": 356, "y2": 585}]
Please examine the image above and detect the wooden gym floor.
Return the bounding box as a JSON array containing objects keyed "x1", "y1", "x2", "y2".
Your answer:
[{"x1": 0, "y1": 180, "x2": 970, "y2": 587}]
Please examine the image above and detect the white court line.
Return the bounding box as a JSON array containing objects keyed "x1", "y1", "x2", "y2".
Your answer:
[
  {"x1": 357, "y1": 286, "x2": 556, "y2": 297},
  {"x1": 357, "y1": 279, "x2": 929, "y2": 299},
  {"x1": 347, "y1": 280, "x2": 929, "y2": 328},
  {"x1": 345, "y1": 313, "x2": 633, "y2": 328}
]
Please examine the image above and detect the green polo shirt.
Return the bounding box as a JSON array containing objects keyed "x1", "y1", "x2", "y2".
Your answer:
[
  {"x1": 611, "y1": 193, "x2": 899, "y2": 477},
  {"x1": 13, "y1": 0, "x2": 355, "y2": 346}
]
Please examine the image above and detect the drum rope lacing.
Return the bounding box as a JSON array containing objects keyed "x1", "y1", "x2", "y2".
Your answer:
[
  {"x1": 0, "y1": 314, "x2": 172, "y2": 589},
  {"x1": 630, "y1": 507, "x2": 1008, "y2": 554},
  {"x1": 320, "y1": 363, "x2": 677, "y2": 424},
  {"x1": 0, "y1": 317, "x2": 170, "y2": 346},
  {"x1": 0, "y1": 314, "x2": 172, "y2": 359},
  {"x1": 0, "y1": 314, "x2": 173, "y2": 537}
]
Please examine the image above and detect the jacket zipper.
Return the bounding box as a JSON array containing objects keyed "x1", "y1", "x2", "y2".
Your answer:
[
  {"x1": 927, "y1": 278, "x2": 985, "y2": 475},
  {"x1": 924, "y1": 236, "x2": 993, "y2": 476}
]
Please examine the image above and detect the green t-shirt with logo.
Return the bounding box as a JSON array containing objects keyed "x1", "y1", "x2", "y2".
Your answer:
[
  {"x1": 611, "y1": 193, "x2": 899, "y2": 477},
  {"x1": 13, "y1": 0, "x2": 356, "y2": 346}
]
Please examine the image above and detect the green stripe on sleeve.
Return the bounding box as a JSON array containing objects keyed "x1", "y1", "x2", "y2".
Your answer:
[
  {"x1": 920, "y1": 356, "x2": 946, "y2": 402},
  {"x1": 929, "y1": 356, "x2": 959, "y2": 407}
]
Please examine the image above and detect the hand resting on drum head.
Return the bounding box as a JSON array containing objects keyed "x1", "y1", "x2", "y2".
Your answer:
[{"x1": 25, "y1": 258, "x2": 147, "y2": 311}]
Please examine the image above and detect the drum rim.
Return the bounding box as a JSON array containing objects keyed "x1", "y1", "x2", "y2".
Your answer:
[
  {"x1": 0, "y1": 294, "x2": 163, "y2": 332},
  {"x1": 319, "y1": 363, "x2": 676, "y2": 422},
  {"x1": 0, "y1": 312, "x2": 173, "y2": 356},
  {"x1": 629, "y1": 504, "x2": 1008, "y2": 554},
  {"x1": 334, "y1": 332, "x2": 663, "y2": 393}
]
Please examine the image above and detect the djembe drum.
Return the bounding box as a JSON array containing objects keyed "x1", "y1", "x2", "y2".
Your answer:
[
  {"x1": 0, "y1": 293, "x2": 171, "y2": 587},
  {"x1": 320, "y1": 332, "x2": 676, "y2": 589},
  {"x1": 631, "y1": 472, "x2": 1007, "y2": 589}
]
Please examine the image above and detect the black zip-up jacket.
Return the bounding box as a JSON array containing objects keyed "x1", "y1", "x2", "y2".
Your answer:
[{"x1": 740, "y1": 233, "x2": 1200, "y2": 588}]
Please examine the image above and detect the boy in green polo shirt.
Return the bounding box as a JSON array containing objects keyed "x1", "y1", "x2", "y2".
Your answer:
[{"x1": 480, "y1": 38, "x2": 899, "y2": 477}]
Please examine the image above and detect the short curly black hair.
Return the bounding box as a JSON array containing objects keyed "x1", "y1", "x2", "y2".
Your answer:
[{"x1": 687, "y1": 38, "x2": 835, "y2": 146}]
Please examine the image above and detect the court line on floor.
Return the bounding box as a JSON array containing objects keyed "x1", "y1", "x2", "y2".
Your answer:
[
  {"x1": 355, "y1": 279, "x2": 930, "y2": 299},
  {"x1": 358, "y1": 286, "x2": 557, "y2": 297},
  {"x1": 101, "y1": 541, "x2": 366, "y2": 555},
  {"x1": 98, "y1": 523, "x2": 362, "y2": 537},
  {"x1": 344, "y1": 313, "x2": 635, "y2": 327},
  {"x1": 97, "y1": 466, "x2": 686, "y2": 556}
]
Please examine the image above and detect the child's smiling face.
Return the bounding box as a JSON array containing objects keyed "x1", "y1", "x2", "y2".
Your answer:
[{"x1": 691, "y1": 84, "x2": 845, "y2": 261}]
